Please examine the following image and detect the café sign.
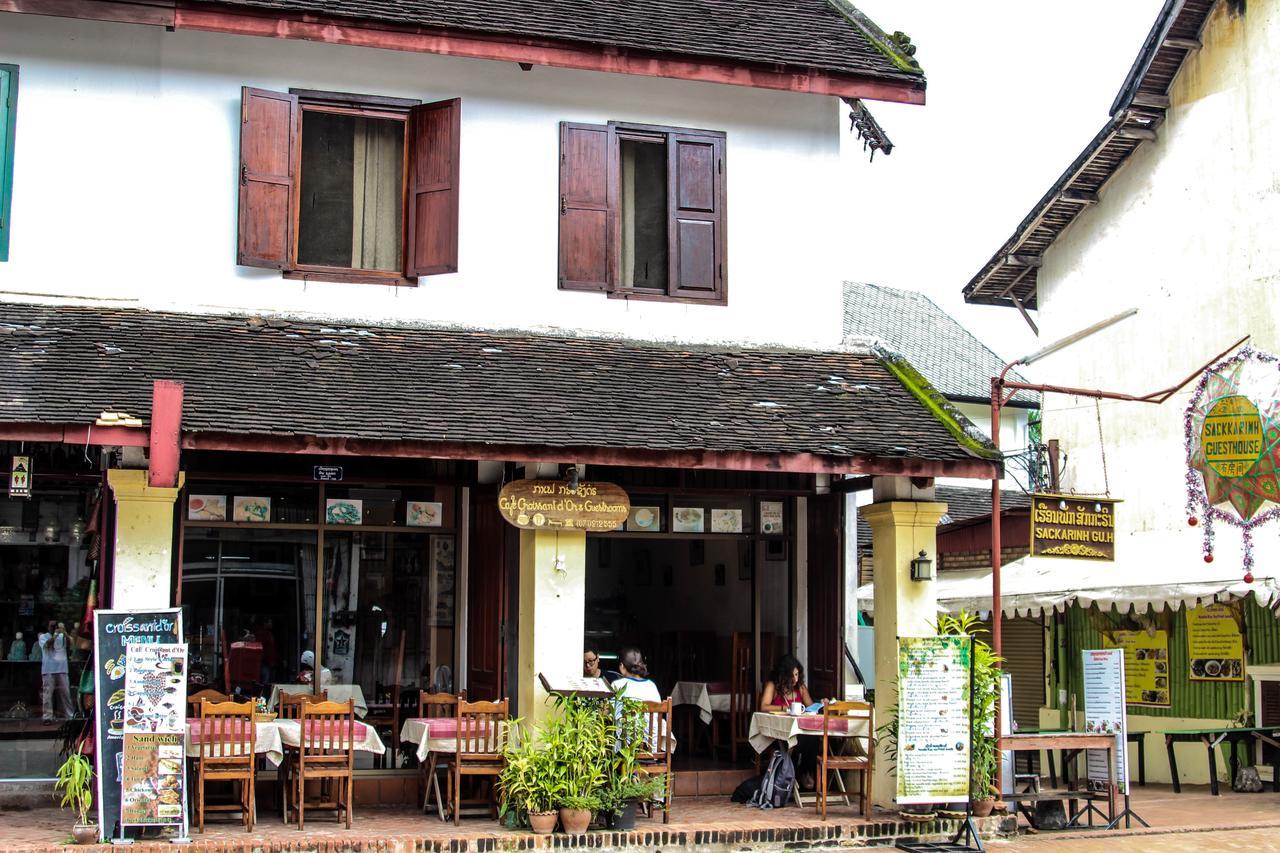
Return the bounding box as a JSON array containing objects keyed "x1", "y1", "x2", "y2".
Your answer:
[
  {"x1": 498, "y1": 479, "x2": 630, "y2": 531},
  {"x1": 1030, "y1": 494, "x2": 1118, "y2": 561}
]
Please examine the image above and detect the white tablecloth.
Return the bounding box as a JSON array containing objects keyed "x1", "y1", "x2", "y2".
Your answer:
[
  {"x1": 747, "y1": 710, "x2": 871, "y2": 754},
  {"x1": 185, "y1": 719, "x2": 285, "y2": 766},
  {"x1": 275, "y1": 718, "x2": 386, "y2": 755},
  {"x1": 670, "y1": 681, "x2": 731, "y2": 725},
  {"x1": 266, "y1": 684, "x2": 368, "y2": 718},
  {"x1": 399, "y1": 717, "x2": 477, "y2": 763}
]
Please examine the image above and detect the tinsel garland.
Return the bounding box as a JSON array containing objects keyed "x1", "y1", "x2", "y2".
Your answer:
[{"x1": 1184, "y1": 344, "x2": 1280, "y2": 585}]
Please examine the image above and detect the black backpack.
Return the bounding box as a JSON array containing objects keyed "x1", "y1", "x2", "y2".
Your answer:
[{"x1": 747, "y1": 749, "x2": 795, "y2": 809}]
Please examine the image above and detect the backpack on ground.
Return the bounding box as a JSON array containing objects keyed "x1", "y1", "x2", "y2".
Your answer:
[{"x1": 747, "y1": 748, "x2": 794, "y2": 809}]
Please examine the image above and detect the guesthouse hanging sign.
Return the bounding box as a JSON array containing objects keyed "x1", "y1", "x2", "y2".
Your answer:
[
  {"x1": 498, "y1": 479, "x2": 630, "y2": 531},
  {"x1": 1029, "y1": 494, "x2": 1118, "y2": 561}
]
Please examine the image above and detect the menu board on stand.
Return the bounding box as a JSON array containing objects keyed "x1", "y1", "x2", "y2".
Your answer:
[
  {"x1": 896, "y1": 635, "x2": 972, "y2": 805},
  {"x1": 1082, "y1": 648, "x2": 1129, "y2": 795},
  {"x1": 92, "y1": 609, "x2": 183, "y2": 843},
  {"x1": 121, "y1": 643, "x2": 189, "y2": 833}
]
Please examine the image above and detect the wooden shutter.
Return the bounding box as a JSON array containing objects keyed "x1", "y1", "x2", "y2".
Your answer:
[
  {"x1": 0, "y1": 65, "x2": 16, "y2": 263},
  {"x1": 806, "y1": 494, "x2": 845, "y2": 701},
  {"x1": 558, "y1": 122, "x2": 613, "y2": 291},
  {"x1": 237, "y1": 87, "x2": 297, "y2": 269},
  {"x1": 405, "y1": 97, "x2": 461, "y2": 277},
  {"x1": 668, "y1": 131, "x2": 725, "y2": 301}
]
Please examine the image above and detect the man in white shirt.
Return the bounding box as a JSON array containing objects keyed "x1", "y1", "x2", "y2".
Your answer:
[{"x1": 38, "y1": 621, "x2": 73, "y2": 723}]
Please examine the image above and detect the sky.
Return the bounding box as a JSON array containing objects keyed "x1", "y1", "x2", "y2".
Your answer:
[{"x1": 842, "y1": 0, "x2": 1167, "y2": 364}]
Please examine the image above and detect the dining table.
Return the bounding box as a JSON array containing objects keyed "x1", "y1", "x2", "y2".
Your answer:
[
  {"x1": 276, "y1": 717, "x2": 386, "y2": 756},
  {"x1": 266, "y1": 683, "x2": 369, "y2": 718},
  {"x1": 185, "y1": 717, "x2": 286, "y2": 766},
  {"x1": 670, "y1": 681, "x2": 731, "y2": 725},
  {"x1": 747, "y1": 709, "x2": 871, "y2": 754}
]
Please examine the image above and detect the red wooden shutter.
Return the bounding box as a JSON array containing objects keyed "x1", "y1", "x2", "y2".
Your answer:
[
  {"x1": 237, "y1": 87, "x2": 297, "y2": 270},
  {"x1": 405, "y1": 97, "x2": 461, "y2": 277},
  {"x1": 668, "y1": 132, "x2": 725, "y2": 301},
  {"x1": 558, "y1": 122, "x2": 613, "y2": 292}
]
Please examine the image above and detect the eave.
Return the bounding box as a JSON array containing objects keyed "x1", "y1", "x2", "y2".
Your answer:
[
  {"x1": 0, "y1": 421, "x2": 1000, "y2": 480},
  {"x1": 0, "y1": 0, "x2": 927, "y2": 104}
]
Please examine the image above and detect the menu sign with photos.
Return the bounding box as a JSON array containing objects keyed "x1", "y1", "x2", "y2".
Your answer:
[
  {"x1": 1187, "y1": 603, "x2": 1245, "y2": 682},
  {"x1": 1103, "y1": 629, "x2": 1170, "y2": 706},
  {"x1": 1082, "y1": 648, "x2": 1129, "y2": 795},
  {"x1": 896, "y1": 635, "x2": 971, "y2": 805},
  {"x1": 93, "y1": 609, "x2": 183, "y2": 841},
  {"x1": 122, "y1": 643, "x2": 188, "y2": 826}
]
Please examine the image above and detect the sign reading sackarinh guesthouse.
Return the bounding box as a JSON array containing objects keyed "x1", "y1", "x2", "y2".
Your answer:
[
  {"x1": 498, "y1": 479, "x2": 630, "y2": 531},
  {"x1": 1201, "y1": 395, "x2": 1264, "y2": 478},
  {"x1": 1030, "y1": 494, "x2": 1118, "y2": 561}
]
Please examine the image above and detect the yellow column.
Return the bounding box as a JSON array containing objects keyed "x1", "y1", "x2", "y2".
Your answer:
[
  {"x1": 516, "y1": 528, "x2": 587, "y2": 726},
  {"x1": 107, "y1": 469, "x2": 185, "y2": 610},
  {"x1": 861, "y1": 499, "x2": 948, "y2": 808}
]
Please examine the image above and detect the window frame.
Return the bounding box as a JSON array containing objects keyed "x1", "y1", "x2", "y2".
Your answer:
[
  {"x1": 286, "y1": 90, "x2": 417, "y2": 287},
  {"x1": 0, "y1": 64, "x2": 17, "y2": 263},
  {"x1": 557, "y1": 119, "x2": 727, "y2": 306}
]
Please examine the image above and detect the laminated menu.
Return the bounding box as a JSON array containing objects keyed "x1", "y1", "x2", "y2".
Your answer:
[{"x1": 896, "y1": 635, "x2": 972, "y2": 805}]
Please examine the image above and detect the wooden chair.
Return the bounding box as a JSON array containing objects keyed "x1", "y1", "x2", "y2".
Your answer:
[
  {"x1": 186, "y1": 688, "x2": 230, "y2": 718},
  {"x1": 449, "y1": 697, "x2": 508, "y2": 826},
  {"x1": 712, "y1": 632, "x2": 754, "y2": 762},
  {"x1": 817, "y1": 700, "x2": 875, "y2": 820},
  {"x1": 416, "y1": 691, "x2": 463, "y2": 818},
  {"x1": 288, "y1": 698, "x2": 356, "y2": 830},
  {"x1": 364, "y1": 630, "x2": 406, "y2": 768},
  {"x1": 636, "y1": 698, "x2": 674, "y2": 824},
  {"x1": 277, "y1": 690, "x2": 327, "y2": 821},
  {"x1": 194, "y1": 698, "x2": 256, "y2": 832}
]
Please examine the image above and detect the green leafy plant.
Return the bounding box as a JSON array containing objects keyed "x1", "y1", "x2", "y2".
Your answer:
[
  {"x1": 497, "y1": 720, "x2": 563, "y2": 821},
  {"x1": 936, "y1": 612, "x2": 1003, "y2": 801},
  {"x1": 543, "y1": 694, "x2": 609, "y2": 807},
  {"x1": 54, "y1": 747, "x2": 94, "y2": 826},
  {"x1": 558, "y1": 793, "x2": 602, "y2": 811}
]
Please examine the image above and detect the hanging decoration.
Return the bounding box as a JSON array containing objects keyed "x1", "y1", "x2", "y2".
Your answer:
[{"x1": 1185, "y1": 345, "x2": 1280, "y2": 583}]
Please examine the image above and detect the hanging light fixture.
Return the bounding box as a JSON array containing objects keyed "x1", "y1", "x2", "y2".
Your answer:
[{"x1": 910, "y1": 549, "x2": 935, "y2": 582}]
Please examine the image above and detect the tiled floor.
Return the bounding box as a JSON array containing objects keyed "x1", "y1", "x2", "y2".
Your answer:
[{"x1": 1, "y1": 784, "x2": 1277, "y2": 852}]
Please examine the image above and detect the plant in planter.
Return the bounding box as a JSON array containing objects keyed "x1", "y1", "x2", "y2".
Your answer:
[
  {"x1": 598, "y1": 696, "x2": 663, "y2": 830},
  {"x1": 54, "y1": 747, "x2": 96, "y2": 845},
  {"x1": 937, "y1": 612, "x2": 1003, "y2": 816},
  {"x1": 544, "y1": 694, "x2": 609, "y2": 834},
  {"x1": 497, "y1": 721, "x2": 563, "y2": 835}
]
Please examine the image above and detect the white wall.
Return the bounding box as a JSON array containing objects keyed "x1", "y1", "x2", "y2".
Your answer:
[
  {"x1": 0, "y1": 13, "x2": 852, "y2": 349},
  {"x1": 947, "y1": 401, "x2": 1032, "y2": 490},
  {"x1": 1031, "y1": 0, "x2": 1280, "y2": 537}
]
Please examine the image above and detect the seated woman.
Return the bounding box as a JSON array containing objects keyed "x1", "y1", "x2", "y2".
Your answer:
[
  {"x1": 759, "y1": 654, "x2": 814, "y2": 712},
  {"x1": 760, "y1": 654, "x2": 818, "y2": 787},
  {"x1": 611, "y1": 647, "x2": 660, "y2": 702}
]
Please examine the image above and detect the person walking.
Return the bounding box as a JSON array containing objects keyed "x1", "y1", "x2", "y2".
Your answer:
[{"x1": 38, "y1": 621, "x2": 74, "y2": 723}]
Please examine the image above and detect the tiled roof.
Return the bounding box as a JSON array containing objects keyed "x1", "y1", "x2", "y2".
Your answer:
[
  {"x1": 842, "y1": 282, "x2": 1038, "y2": 407},
  {"x1": 963, "y1": 0, "x2": 1215, "y2": 309},
  {"x1": 0, "y1": 303, "x2": 995, "y2": 471},
  {"x1": 855, "y1": 485, "x2": 1031, "y2": 554},
  {"x1": 188, "y1": 0, "x2": 924, "y2": 82}
]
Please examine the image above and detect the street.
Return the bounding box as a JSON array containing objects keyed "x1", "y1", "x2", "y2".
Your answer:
[{"x1": 992, "y1": 828, "x2": 1280, "y2": 851}]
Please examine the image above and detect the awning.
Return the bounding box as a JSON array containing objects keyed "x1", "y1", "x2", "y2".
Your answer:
[{"x1": 856, "y1": 528, "x2": 1280, "y2": 616}]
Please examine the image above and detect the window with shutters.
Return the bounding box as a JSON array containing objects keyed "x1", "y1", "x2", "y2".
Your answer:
[
  {"x1": 0, "y1": 64, "x2": 17, "y2": 263},
  {"x1": 237, "y1": 87, "x2": 460, "y2": 285},
  {"x1": 558, "y1": 121, "x2": 726, "y2": 304}
]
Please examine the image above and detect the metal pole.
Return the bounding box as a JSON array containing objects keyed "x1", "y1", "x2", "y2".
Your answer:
[{"x1": 990, "y1": 376, "x2": 1003, "y2": 795}]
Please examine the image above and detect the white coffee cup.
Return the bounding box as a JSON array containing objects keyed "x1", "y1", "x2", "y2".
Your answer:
[{"x1": 790, "y1": 701, "x2": 804, "y2": 716}]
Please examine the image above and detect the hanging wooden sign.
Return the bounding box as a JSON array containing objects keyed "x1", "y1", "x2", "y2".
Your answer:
[
  {"x1": 9, "y1": 455, "x2": 31, "y2": 498},
  {"x1": 498, "y1": 479, "x2": 630, "y2": 531},
  {"x1": 1030, "y1": 494, "x2": 1118, "y2": 561}
]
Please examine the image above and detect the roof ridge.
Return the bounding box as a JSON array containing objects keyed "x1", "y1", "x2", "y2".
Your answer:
[{"x1": 826, "y1": 0, "x2": 924, "y2": 76}]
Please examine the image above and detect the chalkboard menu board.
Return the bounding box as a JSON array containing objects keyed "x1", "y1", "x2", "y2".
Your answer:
[{"x1": 93, "y1": 609, "x2": 183, "y2": 842}]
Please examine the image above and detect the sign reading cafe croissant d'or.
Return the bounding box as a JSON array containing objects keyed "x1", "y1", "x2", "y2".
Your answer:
[
  {"x1": 498, "y1": 479, "x2": 630, "y2": 531},
  {"x1": 1030, "y1": 494, "x2": 1118, "y2": 561}
]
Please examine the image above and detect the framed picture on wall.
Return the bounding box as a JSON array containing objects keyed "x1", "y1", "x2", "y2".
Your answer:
[
  {"x1": 430, "y1": 534, "x2": 456, "y2": 626},
  {"x1": 672, "y1": 507, "x2": 704, "y2": 533}
]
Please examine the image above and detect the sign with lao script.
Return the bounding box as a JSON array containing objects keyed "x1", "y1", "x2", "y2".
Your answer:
[
  {"x1": 1201, "y1": 395, "x2": 1265, "y2": 478},
  {"x1": 498, "y1": 479, "x2": 630, "y2": 531},
  {"x1": 1030, "y1": 494, "x2": 1118, "y2": 561},
  {"x1": 896, "y1": 635, "x2": 971, "y2": 805}
]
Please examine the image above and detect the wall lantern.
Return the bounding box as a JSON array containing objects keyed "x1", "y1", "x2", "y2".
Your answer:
[{"x1": 910, "y1": 549, "x2": 935, "y2": 582}]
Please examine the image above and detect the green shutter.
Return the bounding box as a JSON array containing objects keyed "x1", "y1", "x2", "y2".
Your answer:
[{"x1": 0, "y1": 65, "x2": 16, "y2": 262}]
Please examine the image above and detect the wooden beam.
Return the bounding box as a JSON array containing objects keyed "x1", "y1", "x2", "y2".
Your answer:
[
  {"x1": 1011, "y1": 295, "x2": 1039, "y2": 336},
  {"x1": 1059, "y1": 190, "x2": 1098, "y2": 204},
  {"x1": 0, "y1": 0, "x2": 174, "y2": 26},
  {"x1": 170, "y1": 4, "x2": 927, "y2": 104},
  {"x1": 147, "y1": 380, "x2": 184, "y2": 488},
  {"x1": 1118, "y1": 126, "x2": 1158, "y2": 141},
  {"x1": 1162, "y1": 36, "x2": 1202, "y2": 50},
  {"x1": 1004, "y1": 254, "x2": 1042, "y2": 268},
  {"x1": 1131, "y1": 92, "x2": 1170, "y2": 109},
  {"x1": 832, "y1": 475, "x2": 874, "y2": 494}
]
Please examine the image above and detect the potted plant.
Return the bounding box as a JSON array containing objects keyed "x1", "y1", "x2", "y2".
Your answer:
[
  {"x1": 598, "y1": 696, "x2": 663, "y2": 830},
  {"x1": 497, "y1": 722, "x2": 562, "y2": 834},
  {"x1": 54, "y1": 747, "x2": 96, "y2": 844},
  {"x1": 937, "y1": 612, "x2": 1002, "y2": 817},
  {"x1": 544, "y1": 694, "x2": 608, "y2": 834},
  {"x1": 601, "y1": 775, "x2": 663, "y2": 830}
]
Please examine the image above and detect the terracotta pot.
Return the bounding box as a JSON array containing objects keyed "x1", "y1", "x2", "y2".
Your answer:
[
  {"x1": 558, "y1": 807, "x2": 592, "y2": 834},
  {"x1": 970, "y1": 799, "x2": 996, "y2": 818},
  {"x1": 71, "y1": 824, "x2": 98, "y2": 845},
  {"x1": 528, "y1": 811, "x2": 558, "y2": 835}
]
